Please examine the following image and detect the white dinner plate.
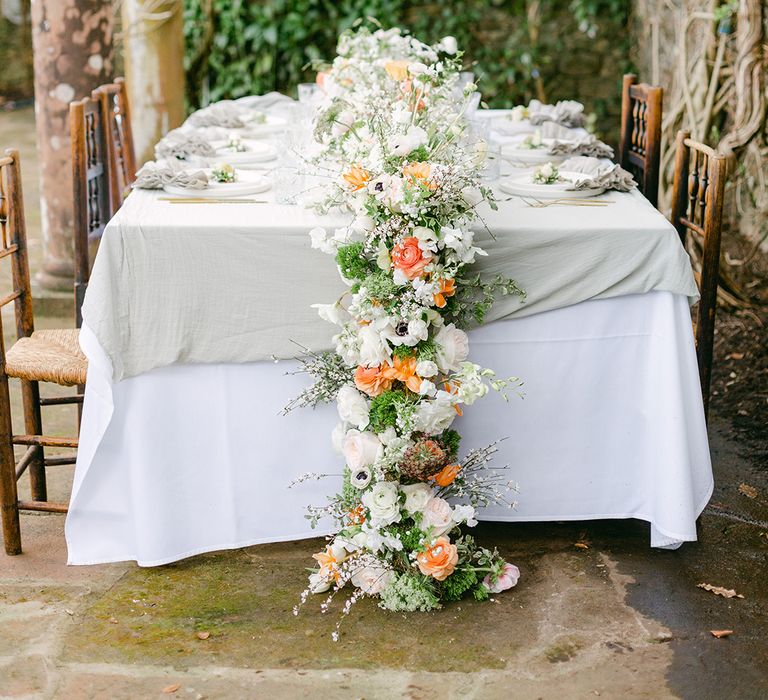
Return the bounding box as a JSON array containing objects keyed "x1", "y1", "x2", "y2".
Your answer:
[
  {"x1": 207, "y1": 139, "x2": 278, "y2": 164},
  {"x1": 493, "y1": 118, "x2": 534, "y2": 137},
  {"x1": 163, "y1": 171, "x2": 272, "y2": 198},
  {"x1": 498, "y1": 171, "x2": 605, "y2": 199},
  {"x1": 501, "y1": 138, "x2": 572, "y2": 165}
]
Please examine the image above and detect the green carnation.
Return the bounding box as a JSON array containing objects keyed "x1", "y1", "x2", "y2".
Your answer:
[
  {"x1": 438, "y1": 567, "x2": 478, "y2": 602},
  {"x1": 336, "y1": 243, "x2": 373, "y2": 281},
  {"x1": 369, "y1": 390, "x2": 406, "y2": 433}
]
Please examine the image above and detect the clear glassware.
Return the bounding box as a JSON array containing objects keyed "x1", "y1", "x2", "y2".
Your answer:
[
  {"x1": 274, "y1": 164, "x2": 305, "y2": 205},
  {"x1": 298, "y1": 83, "x2": 320, "y2": 108}
]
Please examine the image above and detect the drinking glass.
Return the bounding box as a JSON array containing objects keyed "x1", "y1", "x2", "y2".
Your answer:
[
  {"x1": 274, "y1": 165, "x2": 305, "y2": 205},
  {"x1": 298, "y1": 83, "x2": 320, "y2": 108}
]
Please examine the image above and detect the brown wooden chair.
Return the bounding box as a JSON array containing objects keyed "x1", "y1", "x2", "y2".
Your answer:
[
  {"x1": 92, "y1": 77, "x2": 136, "y2": 214},
  {"x1": 670, "y1": 130, "x2": 727, "y2": 420},
  {"x1": 70, "y1": 94, "x2": 113, "y2": 328},
  {"x1": 0, "y1": 150, "x2": 87, "y2": 556},
  {"x1": 619, "y1": 73, "x2": 663, "y2": 208}
]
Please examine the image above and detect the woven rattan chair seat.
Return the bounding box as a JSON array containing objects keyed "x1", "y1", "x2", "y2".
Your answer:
[{"x1": 6, "y1": 329, "x2": 87, "y2": 387}]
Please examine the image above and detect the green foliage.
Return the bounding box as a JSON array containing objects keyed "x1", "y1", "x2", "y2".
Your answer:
[
  {"x1": 183, "y1": 1, "x2": 630, "y2": 122},
  {"x1": 437, "y1": 428, "x2": 461, "y2": 459},
  {"x1": 363, "y1": 270, "x2": 398, "y2": 304},
  {"x1": 369, "y1": 389, "x2": 406, "y2": 432},
  {"x1": 438, "y1": 567, "x2": 478, "y2": 602},
  {"x1": 336, "y1": 242, "x2": 374, "y2": 281},
  {"x1": 379, "y1": 571, "x2": 440, "y2": 612}
]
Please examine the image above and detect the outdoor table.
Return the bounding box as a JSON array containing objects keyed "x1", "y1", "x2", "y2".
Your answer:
[{"x1": 64, "y1": 109, "x2": 713, "y2": 566}]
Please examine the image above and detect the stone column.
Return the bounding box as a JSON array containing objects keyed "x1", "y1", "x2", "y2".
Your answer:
[
  {"x1": 30, "y1": 0, "x2": 114, "y2": 291},
  {"x1": 121, "y1": 0, "x2": 186, "y2": 165}
]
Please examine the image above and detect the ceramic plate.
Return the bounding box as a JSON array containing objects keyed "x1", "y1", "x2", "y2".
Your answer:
[
  {"x1": 163, "y1": 171, "x2": 271, "y2": 198},
  {"x1": 207, "y1": 139, "x2": 278, "y2": 164},
  {"x1": 498, "y1": 171, "x2": 605, "y2": 199}
]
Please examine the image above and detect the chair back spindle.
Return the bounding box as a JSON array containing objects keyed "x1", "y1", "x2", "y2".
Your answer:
[
  {"x1": 619, "y1": 73, "x2": 663, "y2": 208},
  {"x1": 669, "y1": 130, "x2": 727, "y2": 419}
]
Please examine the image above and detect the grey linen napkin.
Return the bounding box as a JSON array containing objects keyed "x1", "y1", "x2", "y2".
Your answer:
[
  {"x1": 133, "y1": 161, "x2": 209, "y2": 190},
  {"x1": 154, "y1": 129, "x2": 217, "y2": 161},
  {"x1": 187, "y1": 101, "x2": 246, "y2": 128},
  {"x1": 529, "y1": 99, "x2": 587, "y2": 128},
  {"x1": 549, "y1": 135, "x2": 614, "y2": 159},
  {"x1": 559, "y1": 156, "x2": 636, "y2": 192}
]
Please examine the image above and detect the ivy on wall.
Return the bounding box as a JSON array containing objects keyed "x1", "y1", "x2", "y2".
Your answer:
[{"x1": 183, "y1": 0, "x2": 630, "y2": 133}]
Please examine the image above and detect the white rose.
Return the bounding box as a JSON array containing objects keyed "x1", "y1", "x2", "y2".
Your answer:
[
  {"x1": 336, "y1": 385, "x2": 370, "y2": 430},
  {"x1": 422, "y1": 496, "x2": 455, "y2": 534},
  {"x1": 351, "y1": 564, "x2": 395, "y2": 595},
  {"x1": 358, "y1": 323, "x2": 392, "y2": 366},
  {"x1": 435, "y1": 323, "x2": 469, "y2": 373},
  {"x1": 361, "y1": 481, "x2": 402, "y2": 527},
  {"x1": 453, "y1": 504, "x2": 478, "y2": 527},
  {"x1": 416, "y1": 360, "x2": 438, "y2": 378},
  {"x1": 311, "y1": 302, "x2": 347, "y2": 326},
  {"x1": 540, "y1": 162, "x2": 554, "y2": 178},
  {"x1": 401, "y1": 483, "x2": 432, "y2": 514},
  {"x1": 440, "y1": 36, "x2": 458, "y2": 54},
  {"x1": 308, "y1": 572, "x2": 332, "y2": 593},
  {"x1": 342, "y1": 429, "x2": 382, "y2": 471},
  {"x1": 331, "y1": 422, "x2": 346, "y2": 454}
]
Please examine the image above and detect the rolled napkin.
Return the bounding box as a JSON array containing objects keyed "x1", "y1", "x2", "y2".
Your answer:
[
  {"x1": 538, "y1": 121, "x2": 584, "y2": 140},
  {"x1": 529, "y1": 99, "x2": 586, "y2": 128},
  {"x1": 133, "y1": 160, "x2": 209, "y2": 190},
  {"x1": 560, "y1": 156, "x2": 636, "y2": 192},
  {"x1": 549, "y1": 135, "x2": 614, "y2": 159},
  {"x1": 187, "y1": 101, "x2": 246, "y2": 129},
  {"x1": 154, "y1": 129, "x2": 217, "y2": 161}
]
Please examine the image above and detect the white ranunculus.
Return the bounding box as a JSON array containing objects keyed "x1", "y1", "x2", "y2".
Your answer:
[
  {"x1": 407, "y1": 319, "x2": 429, "y2": 344},
  {"x1": 336, "y1": 385, "x2": 370, "y2": 430},
  {"x1": 331, "y1": 422, "x2": 346, "y2": 454},
  {"x1": 412, "y1": 391, "x2": 457, "y2": 435},
  {"x1": 401, "y1": 483, "x2": 432, "y2": 514},
  {"x1": 342, "y1": 429, "x2": 382, "y2": 471},
  {"x1": 418, "y1": 379, "x2": 437, "y2": 397},
  {"x1": 311, "y1": 302, "x2": 347, "y2": 326},
  {"x1": 422, "y1": 496, "x2": 455, "y2": 534},
  {"x1": 452, "y1": 503, "x2": 478, "y2": 528},
  {"x1": 353, "y1": 214, "x2": 376, "y2": 233},
  {"x1": 435, "y1": 323, "x2": 470, "y2": 373},
  {"x1": 440, "y1": 35, "x2": 458, "y2": 54},
  {"x1": 351, "y1": 564, "x2": 395, "y2": 595},
  {"x1": 361, "y1": 481, "x2": 402, "y2": 527},
  {"x1": 416, "y1": 360, "x2": 438, "y2": 378},
  {"x1": 358, "y1": 324, "x2": 391, "y2": 366}
]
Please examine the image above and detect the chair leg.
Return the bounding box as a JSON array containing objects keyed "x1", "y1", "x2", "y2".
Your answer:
[
  {"x1": 0, "y1": 372, "x2": 21, "y2": 555},
  {"x1": 20, "y1": 379, "x2": 46, "y2": 501}
]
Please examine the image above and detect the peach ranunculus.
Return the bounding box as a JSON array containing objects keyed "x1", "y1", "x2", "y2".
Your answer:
[
  {"x1": 392, "y1": 236, "x2": 432, "y2": 280},
  {"x1": 384, "y1": 60, "x2": 410, "y2": 81},
  {"x1": 383, "y1": 355, "x2": 422, "y2": 393},
  {"x1": 354, "y1": 365, "x2": 394, "y2": 397},
  {"x1": 402, "y1": 162, "x2": 435, "y2": 190},
  {"x1": 343, "y1": 166, "x2": 372, "y2": 192},
  {"x1": 416, "y1": 536, "x2": 459, "y2": 581},
  {"x1": 433, "y1": 278, "x2": 456, "y2": 308},
  {"x1": 429, "y1": 463, "x2": 461, "y2": 487}
]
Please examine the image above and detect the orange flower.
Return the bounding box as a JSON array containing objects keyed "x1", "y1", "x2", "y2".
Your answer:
[
  {"x1": 429, "y1": 464, "x2": 461, "y2": 487},
  {"x1": 312, "y1": 546, "x2": 342, "y2": 582},
  {"x1": 343, "y1": 166, "x2": 371, "y2": 192},
  {"x1": 354, "y1": 365, "x2": 394, "y2": 397},
  {"x1": 392, "y1": 236, "x2": 431, "y2": 280},
  {"x1": 402, "y1": 161, "x2": 436, "y2": 190},
  {"x1": 347, "y1": 504, "x2": 366, "y2": 526},
  {"x1": 384, "y1": 60, "x2": 410, "y2": 81},
  {"x1": 443, "y1": 381, "x2": 463, "y2": 416},
  {"x1": 383, "y1": 355, "x2": 422, "y2": 393},
  {"x1": 433, "y1": 278, "x2": 456, "y2": 308},
  {"x1": 416, "y1": 536, "x2": 459, "y2": 581}
]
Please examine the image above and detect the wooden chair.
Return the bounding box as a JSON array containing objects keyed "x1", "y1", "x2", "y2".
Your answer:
[
  {"x1": 670, "y1": 130, "x2": 727, "y2": 420},
  {"x1": 92, "y1": 77, "x2": 136, "y2": 214},
  {"x1": 0, "y1": 150, "x2": 87, "y2": 556},
  {"x1": 70, "y1": 94, "x2": 112, "y2": 328},
  {"x1": 619, "y1": 73, "x2": 663, "y2": 208}
]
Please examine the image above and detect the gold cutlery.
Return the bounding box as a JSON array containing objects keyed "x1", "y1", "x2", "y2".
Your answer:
[{"x1": 158, "y1": 197, "x2": 268, "y2": 204}]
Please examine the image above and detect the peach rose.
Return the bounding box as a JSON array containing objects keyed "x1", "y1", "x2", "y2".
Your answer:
[
  {"x1": 429, "y1": 464, "x2": 461, "y2": 487},
  {"x1": 392, "y1": 236, "x2": 431, "y2": 280},
  {"x1": 355, "y1": 365, "x2": 394, "y2": 397},
  {"x1": 416, "y1": 536, "x2": 459, "y2": 581}
]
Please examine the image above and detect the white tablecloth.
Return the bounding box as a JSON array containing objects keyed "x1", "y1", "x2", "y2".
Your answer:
[{"x1": 66, "y1": 291, "x2": 713, "y2": 566}]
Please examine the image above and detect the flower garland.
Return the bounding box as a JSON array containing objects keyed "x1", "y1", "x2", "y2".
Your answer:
[{"x1": 290, "y1": 25, "x2": 524, "y2": 635}]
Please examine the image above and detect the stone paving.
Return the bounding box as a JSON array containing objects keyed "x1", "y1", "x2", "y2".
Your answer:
[{"x1": 1, "y1": 108, "x2": 767, "y2": 700}]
